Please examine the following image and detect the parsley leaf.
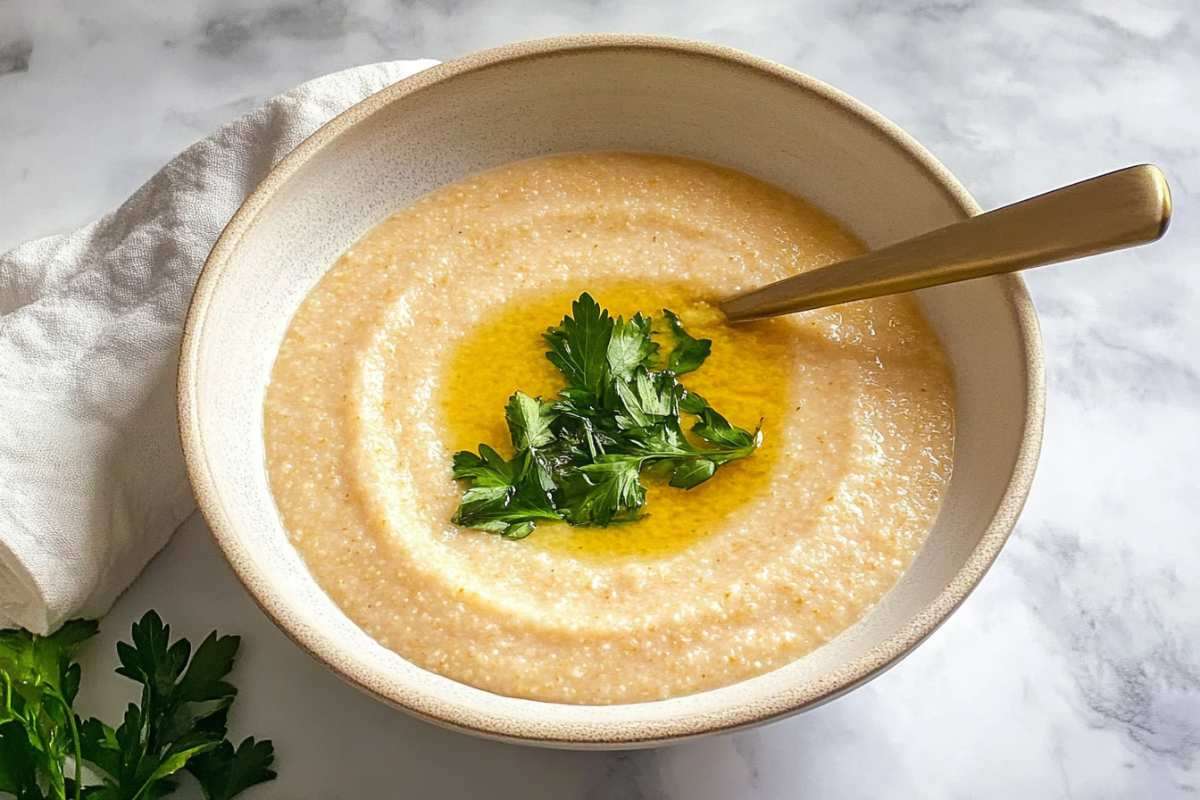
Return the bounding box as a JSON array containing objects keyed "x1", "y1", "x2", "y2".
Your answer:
[
  {"x1": 0, "y1": 719, "x2": 42, "y2": 800},
  {"x1": 505, "y1": 392, "x2": 557, "y2": 451},
  {"x1": 668, "y1": 458, "x2": 717, "y2": 489},
  {"x1": 613, "y1": 368, "x2": 677, "y2": 429},
  {"x1": 452, "y1": 446, "x2": 560, "y2": 539},
  {"x1": 558, "y1": 456, "x2": 646, "y2": 526},
  {"x1": 0, "y1": 619, "x2": 97, "y2": 800},
  {"x1": 451, "y1": 293, "x2": 762, "y2": 538},
  {"x1": 663, "y1": 309, "x2": 712, "y2": 375},
  {"x1": 187, "y1": 738, "x2": 276, "y2": 800},
  {"x1": 544, "y1": 293, "x2": 613, "y2": 402},
  {"x1": 675, "y1": 390, "x2": 762, "y2": 462},
  {"x1": 451, "y1": 444, "x2": 515, "y2": 488},
  {"x1": 0, "y1": 612, "x2": 276, "y2": 800},
  {"x1": 690, "y1": 405, "x2": 762, "y2": 458},
  {"x1": 606, "y1": 313, "x2": 658, "y2": 380}
]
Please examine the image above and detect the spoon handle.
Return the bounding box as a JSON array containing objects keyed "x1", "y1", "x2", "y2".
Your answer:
[{"x1": 720, "y1": 164, "x2": 1172, "y2": 323}]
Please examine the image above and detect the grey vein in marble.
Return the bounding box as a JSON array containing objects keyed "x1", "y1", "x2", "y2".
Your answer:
[{"x1": 0, "y1": 38, "x2": 33, "y2": 75}]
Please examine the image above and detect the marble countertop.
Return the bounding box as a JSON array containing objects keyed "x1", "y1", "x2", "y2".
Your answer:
[{"x1": 2, "y1": 1, "x2": 1197, "y2": 797}]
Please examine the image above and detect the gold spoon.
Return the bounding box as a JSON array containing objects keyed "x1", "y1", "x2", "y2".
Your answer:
[{"x1": 720, "y1": 164, "x2": 1172, "y2": 323}]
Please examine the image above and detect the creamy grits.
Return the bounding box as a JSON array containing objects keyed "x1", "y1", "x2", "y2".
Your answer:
[{"x1": 264, "y1": 153, "x2": 954, "y2": 703}]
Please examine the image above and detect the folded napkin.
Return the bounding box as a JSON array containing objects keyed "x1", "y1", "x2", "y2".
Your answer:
[{"x1": 0, "y1": 59, "x2": 437, "y2": 634}]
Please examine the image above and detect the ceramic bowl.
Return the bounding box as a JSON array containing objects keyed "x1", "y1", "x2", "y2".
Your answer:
[{"x1": 178, "y1": 35, "x2": 1044, "y2": 747}]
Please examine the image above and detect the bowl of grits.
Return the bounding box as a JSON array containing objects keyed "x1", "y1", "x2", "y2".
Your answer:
[{"x1": 178, "y1": 35, "x2": 1043, "y2": 746}]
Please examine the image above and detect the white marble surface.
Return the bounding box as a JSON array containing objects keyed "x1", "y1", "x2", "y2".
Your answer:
[{"x1": 2, "y1": 1, "x2": 1198, "y2": 797}]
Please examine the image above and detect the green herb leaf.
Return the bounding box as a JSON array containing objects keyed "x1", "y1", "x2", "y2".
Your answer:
[
  {"x1": 613, "y1": 368, "x2": 677, "y2": 429},
  {"x1": 505, "y1": 392, "x2": 557, "y2": 451},
  {"x1": 187, "y1": 738, "x2": 277, "y2": 800},
  {"x1": 691, "y1": 405, "x2": 762, "y2": 460},
  {"x1": 0, "y1": 612, "x2": 274, "y2": 800},
  {"x1": 663, "y1": 309, "x2": 712, "y2": 375},
  {"x1": 0, "y1": 619, "x2": 98, "y2": 800},
  {"x1": 137, "y1": 732, "x2": 223, "y2": 795},
  {"x1": 114, "y1": 610, "x2": 188, "y2": 699},
  {"x1": 452, "y1": 293, "x2": 761, "y2": 538},
  {"x1": 558, "y1": 456, "x2": 646, "y2": 526},
  {"x1": 544, "y1": 292, "x2": 613, "y2": 400},
  {"x1": 452, "y1": 448, "x2": 560, "y2": 538},
  {"x1": 606, "y1": 313, "x2": 658, "y2": 380},
  {"x1": 77, "y1": 718, "x2": 120, "y2": 783},
  {"x1": 669, "y1": 458, "x2": 717, "y2": 489},
  {"x1": 0, "y1": 720, "x2": 42, "y2": 799},
  {"x1": 452, "y1": 445, "x2": 514, "y2": 487},
  {"x1": 676, "y1": 388, "x2": 708, "y2": 416},
  {"x1": 501, "y1": 521, "x2": 536, "y2": 541},
  {"x1": 78, "y1": 612, "x2": 259, "y2": 800}
]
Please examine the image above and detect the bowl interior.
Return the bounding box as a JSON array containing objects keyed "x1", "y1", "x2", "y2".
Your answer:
[{"x1": 181, "y1": 38, "x2": 1041, "y2": 746}]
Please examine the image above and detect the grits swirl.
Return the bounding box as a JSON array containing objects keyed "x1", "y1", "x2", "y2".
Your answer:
[{"x1": 264, "y1": 154, "x2": 954, "y2": 703}]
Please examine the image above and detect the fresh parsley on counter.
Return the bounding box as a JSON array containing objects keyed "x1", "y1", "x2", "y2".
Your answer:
[
  {"x1": 452, "y1": 292, "x2": 761, "y2": 539},
  {"x1": 0, "y1": 611, "x2": 275, "y2": 800}
]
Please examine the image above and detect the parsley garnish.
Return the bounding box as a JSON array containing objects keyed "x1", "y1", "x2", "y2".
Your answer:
[
  {"x1": 0, "y1": 611, "x2": 275, "y2": 800},
  {"x1": 451, "y1": 293, "x2": 761, "y2": 538}
]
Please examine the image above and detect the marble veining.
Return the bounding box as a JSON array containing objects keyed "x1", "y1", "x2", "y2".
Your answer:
[
  {"x1": 1, "y1": 0, "x2": 1196, "y2": 797},
  {"x1": 0, "y1": 38, "x2": 32, "y2": 75}
]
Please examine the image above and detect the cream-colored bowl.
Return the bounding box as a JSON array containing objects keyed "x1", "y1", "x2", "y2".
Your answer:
[{"x1": 178, "y1": 35, "x2": 1043, "y2": 747}]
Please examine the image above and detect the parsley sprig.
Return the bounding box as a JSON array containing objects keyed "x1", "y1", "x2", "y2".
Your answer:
[
  {"x1": 0, "y1": 611, "x2": 275, "y2": 800},
  {"x1": 452, "y1": 293, "x2": 761, "y2": 539}
]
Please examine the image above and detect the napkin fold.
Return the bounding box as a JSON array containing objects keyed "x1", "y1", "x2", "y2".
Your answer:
[{"x1": 0, "y1": 59, "x2": 437, "y2": 634}]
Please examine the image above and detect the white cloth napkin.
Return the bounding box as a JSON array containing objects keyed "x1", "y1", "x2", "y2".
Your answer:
[{"x1": 0, "y1": 59, "x2": 437, "y2": 634}]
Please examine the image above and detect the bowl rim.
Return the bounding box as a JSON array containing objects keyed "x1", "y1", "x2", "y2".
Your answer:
[{"x1": 178, "y1": 33, "x2": 1045, "y2": 746}]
